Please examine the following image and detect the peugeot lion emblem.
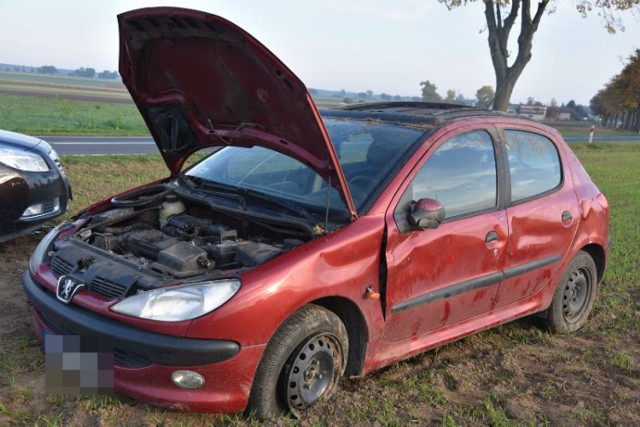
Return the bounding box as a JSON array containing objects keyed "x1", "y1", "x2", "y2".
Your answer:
[{"x1": 56, "y1": 275, "x2": 85, "y2": 304}]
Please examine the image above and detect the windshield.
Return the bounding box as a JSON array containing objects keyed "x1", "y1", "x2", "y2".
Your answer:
[{"x1": 184, "y1": 118, "x2": 424, "y2": 220}]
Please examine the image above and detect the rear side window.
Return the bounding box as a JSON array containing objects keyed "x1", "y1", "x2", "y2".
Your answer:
[
  {"x1": 503, "y1": 130, "x2": 561, "y2": 202},
  {"x1": 413, "y1": 131, "x2": 497, "y2": 219}
]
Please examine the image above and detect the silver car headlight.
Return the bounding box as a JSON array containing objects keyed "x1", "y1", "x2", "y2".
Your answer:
[
  {"x1": 0, "y1": 147, "x2": 50, "y2": 172},
  {"x1": 41, "y1": 141, "x2": 65, "y2": 175},
  {"x1": 111, "y1": 280, "x2": 241, "y2": 322}
]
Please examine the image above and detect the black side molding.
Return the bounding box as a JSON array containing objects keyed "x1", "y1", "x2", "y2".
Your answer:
[
  {"x1": 502, "y1": 255, "x2": 561, "y2": 280},
  {"x1": 391, "y1": 255, "x2": 560, "y2": 313}
]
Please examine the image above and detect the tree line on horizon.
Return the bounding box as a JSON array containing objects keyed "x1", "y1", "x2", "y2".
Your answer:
[
  {"x1": 420, "y1": 80, "x2": 495, "y2": 108},
  {"x1": 5, "y1": 64, "x2": 121, "y2": 80},
  {"x1": 3, "y1": 52, "x2": 634, "y2": 128},
  {"x1": 419, "y1": 80, "x2": 589, "y2": 120},
  {"x1": 590, "y1": 49, "x2": 640, "y2": 132}
]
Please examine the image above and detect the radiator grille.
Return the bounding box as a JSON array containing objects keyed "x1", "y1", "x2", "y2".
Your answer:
[
  {"x1": 50, "y1": 257, "x2": 73, "y2": 276},
  {"x1": 88, "y1": 277, "x2": 128, "y2": 300},
  {"x1": 50, "y1": 257, "x2": 129, "y2": 300}
]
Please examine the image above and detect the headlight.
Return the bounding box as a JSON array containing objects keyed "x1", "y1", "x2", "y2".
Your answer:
[
  {"x1": 42, "y1": 141, "x2": 65, "y2": 175},
  {"x1": 0, "y1": 147, "x2": 50, "y2": 172},
  {"x1": 29, "y1": 223, "x2": 64, "y2": 274},
  {"x1": 111, "y1": 280, "x2": 241, "y2": 322}
]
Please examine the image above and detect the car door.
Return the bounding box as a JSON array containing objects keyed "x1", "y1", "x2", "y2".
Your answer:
[
  {"x1": 383, "y1": 128, "x2": 508, "y2": 341},
  {"x1": 493, "y1": 129, "x2": 580, "y2": 307}
]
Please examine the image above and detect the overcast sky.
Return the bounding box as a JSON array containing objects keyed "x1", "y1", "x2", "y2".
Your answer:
[{"x1": 1, "y1": 0, "x2": 639, "y2": 105}]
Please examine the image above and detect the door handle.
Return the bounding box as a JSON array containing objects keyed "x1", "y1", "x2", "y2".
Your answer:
[
  {"x1": 562, "y1": 211, "x2": 573, "y2": 222},
  {"x1": 485, "y1": 231, "x2": 499, "y2": 243}
]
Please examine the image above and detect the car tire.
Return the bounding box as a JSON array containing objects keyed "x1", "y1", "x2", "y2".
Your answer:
[
  {"x1": 544, "y1": 250, "x2": 598, "y2": 334},
  {"x1": 246, "y1": 304, "x2": 348, "y2": 420}
]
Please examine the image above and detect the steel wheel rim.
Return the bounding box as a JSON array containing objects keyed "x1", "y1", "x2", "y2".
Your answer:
[
  {"x1": 562, "y1": 266, "x2": 591, "y2": 320},
  {"x1": 284, "y1": 333, "x2": 343, "y2": 414}
]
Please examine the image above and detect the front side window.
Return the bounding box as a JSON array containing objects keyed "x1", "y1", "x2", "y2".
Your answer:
[
  {"x1": 503, "y1": 130, "x2": 562, "y2": 203},
  {"x1": 412, "y1": 131, "x2": 497, "y2": 219},
  {"x1": 323, "y1": 118, "x2": 425, "y2": 211}
]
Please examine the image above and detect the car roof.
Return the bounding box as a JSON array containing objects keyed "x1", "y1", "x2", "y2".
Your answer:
[{"x1": 320, "y1": 102, "x2": 528, "y2": 128}]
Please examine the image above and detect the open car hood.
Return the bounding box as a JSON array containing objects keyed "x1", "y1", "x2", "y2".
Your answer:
[{"x1": 118, "y1": 7, "x2": 356, "y2": 218}]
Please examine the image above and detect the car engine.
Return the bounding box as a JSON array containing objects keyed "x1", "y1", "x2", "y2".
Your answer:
[{"x1": 48, "y1": 189, "x2": 306, "y2": 300}]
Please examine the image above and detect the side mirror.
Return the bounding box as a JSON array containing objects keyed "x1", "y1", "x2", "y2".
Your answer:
[{"x1": 408, "y1": 198, "x2": 445, "y2": 230}]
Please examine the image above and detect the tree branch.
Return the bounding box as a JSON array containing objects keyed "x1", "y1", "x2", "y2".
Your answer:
[
  {"x1": 484, "y1": 1, "x2": 498, "y2": 36},
  {"x1": 484, "y1": 1, "x2": 508, "y2": 83},
  {"x1": 531, "y1": 0, "x2": 549, "y2": 31},
  {"x1": 502, "y1": 0, "x2": 520, "y2": 35},
  {"x1": 499, "y1": 0, "x2": 521, "y2": 64},
  {"x1": 522, "y1": 0, "x2": 532, "y2": 24}
]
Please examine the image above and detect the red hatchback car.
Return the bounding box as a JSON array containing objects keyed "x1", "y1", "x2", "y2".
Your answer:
[{"x1": 23, "y1": 7, "x2": 609, "y2": 419}]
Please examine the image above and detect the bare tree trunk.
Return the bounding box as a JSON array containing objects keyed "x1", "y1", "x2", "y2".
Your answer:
[
  {"x1": 623, "y1": 110, "x2": 633, "y2": 130},
  {"x1": 484, "y1": 0, "x2": 549, "y2": 111},
  {"x1": 632, "y1": 107, "x2": 640, "y2": 132}
]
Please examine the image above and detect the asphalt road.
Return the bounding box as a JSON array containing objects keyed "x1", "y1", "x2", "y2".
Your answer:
[
  {"x1": 42, "y1": 136, "x2": 159, "y2": 155},
  {"x1": 563, "y1": 135, "x2": 640, "y2": 142},
  {"x1": 42, "y1": 134, "x2": 640, "y2": 156}
]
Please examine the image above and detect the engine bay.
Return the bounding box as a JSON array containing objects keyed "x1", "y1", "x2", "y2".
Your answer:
[{"x1": 48, "y1": 188, "x2": 308, "y2": 299}]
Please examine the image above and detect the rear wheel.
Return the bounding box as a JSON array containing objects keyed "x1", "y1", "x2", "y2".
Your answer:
[
  {"x1": 246, "y1": 304, "x2": 348, "y2": 419},
  {"x1": 544, "y1": 251, "x2": 598, "y2": 333}
]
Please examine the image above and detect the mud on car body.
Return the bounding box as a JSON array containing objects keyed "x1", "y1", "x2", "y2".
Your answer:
[{"x1": 23, "y1": 7, "x2": 609, "y2": 419}]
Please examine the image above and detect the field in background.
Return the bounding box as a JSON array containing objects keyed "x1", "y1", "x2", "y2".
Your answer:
[
  {"x1": 0, "y1": 94, "x2": 147, "y2": 136},
  {"x1": 0, "y1": 71, "x2": 126, "y2": 90},
  {"x1": 0, "y1": 92, "x2": 614, "y2": 139},
  {"x1": 4, "y1": 70, "x2": 637, "y2": 138}
]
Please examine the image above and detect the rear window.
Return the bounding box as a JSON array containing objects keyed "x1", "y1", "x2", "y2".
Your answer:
[{"x1": 503, "y1": 130, "x2": 562, "y2": 203}]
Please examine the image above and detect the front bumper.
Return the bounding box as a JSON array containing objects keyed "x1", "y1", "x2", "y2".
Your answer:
[
  {"x1": 23, "y1": 270, "x2": 264, "y2": 412},
  {"x1": 23, "y1": 270, "x2": 239, "y2": 366},
  {"x1": 0, "y1": 167, "x2": 71, "y2": 242}
]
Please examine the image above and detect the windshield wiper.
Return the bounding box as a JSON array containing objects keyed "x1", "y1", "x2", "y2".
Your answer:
[
  {"x1": 234, "y1": 187, "x2": 321, "y2": 228},
  {"x1": 178, "y1": 174, "x2": 246, "y2": 209},
  {"x1": 179, "y1": 175, "x2": 321, "y2": 229}
]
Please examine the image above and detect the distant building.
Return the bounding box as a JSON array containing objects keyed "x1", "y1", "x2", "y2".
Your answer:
[
  {"x1": 558, "y1": 112, "x2": 571, "y2": 121},
  {"x1": 519, "y1": 105, "x2": 547, "y2": 121}
]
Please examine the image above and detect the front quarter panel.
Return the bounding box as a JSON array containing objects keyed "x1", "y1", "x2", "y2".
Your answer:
[{"x1": 185, "y1": 215, "x2": 386, "y2": 346}]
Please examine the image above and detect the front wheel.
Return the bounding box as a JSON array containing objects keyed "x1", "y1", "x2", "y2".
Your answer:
[
  {"x1": 543, "y1": 251, "x2": 598, "y2": 334},
  {"x1": 246, "y1": 304, "x2": 348, "y2": 419}
]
